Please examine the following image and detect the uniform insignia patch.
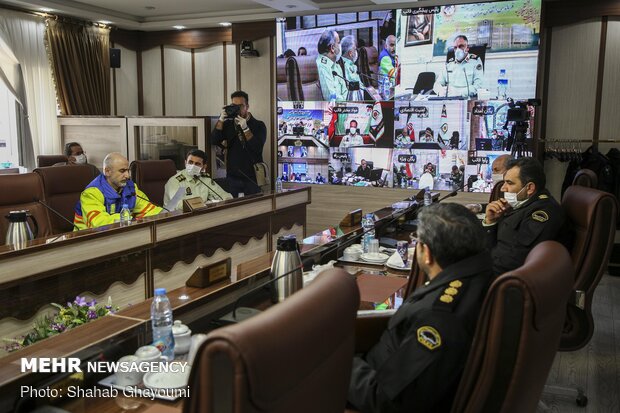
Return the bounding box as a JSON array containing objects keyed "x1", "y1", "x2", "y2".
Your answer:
[
  {"x1": 185, "y1": 187, "x2": 192, "y2": 196},
  {"x1": 449, "y1": 280, "x2": 462, "y2": 288},
  {"x1": 538, "y1": 194, "x2": 549, "y2": 199},
  {"x1": 320, "y1": 56, "x2": 327, "y2": 64},
  {"x1": 444, "y1": 287, "x2": 459, "y2": 296},
  {"x1": 532, "y1": 210, "x2": 549, "y2": 222},
  {"x1": 417, "y1": 326, "x2": 442, "y2": 351},
  {"x1": 476, "y1": 64, "x2": 483, "y2": 70},
  {"x1": 176, "y1": 174, "x2": 186, "y2": 182},
  {"x1": 440, "y1": 294, "x2": 453, "y2": 303}
]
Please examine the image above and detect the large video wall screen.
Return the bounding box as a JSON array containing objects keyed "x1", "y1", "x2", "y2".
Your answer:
[{"x1": 275, "y1": 1, "x2": 541, "y2": 192}]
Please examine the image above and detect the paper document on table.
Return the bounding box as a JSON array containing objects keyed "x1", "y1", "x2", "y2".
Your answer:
[{"x1": 163, "y1": 187, "x2": 185, "y2": 212}]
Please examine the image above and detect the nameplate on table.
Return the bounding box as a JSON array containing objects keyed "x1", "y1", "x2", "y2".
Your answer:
[
  {"x1": 186, "y1": 258, "x2": 231, "y2": 288},
  {"x1": 340, "y1": 208, "x2": 363, "y2": 227},
  {"x1": 182, "y1": 197, "x2": 205, "y2": 212}
]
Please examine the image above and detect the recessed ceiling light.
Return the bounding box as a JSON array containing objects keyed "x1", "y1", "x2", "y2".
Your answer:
[
  {"x1": 219, "y1": 22, "x2": 232, "y2": 27},
  {"x1": 173, "y1": 25, "x2": 186, "y2": 30},
  {"x1": 98, "y1": 20, "x2": 112, "y2": 25}
]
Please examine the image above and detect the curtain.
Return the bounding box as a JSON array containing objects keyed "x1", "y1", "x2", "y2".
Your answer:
[
  {"x1": 46, "y1": 20, "x2": 110, "y2": 115},
  {"x1": 0, "y1": 10, "x2": 59, "y2": 169}
]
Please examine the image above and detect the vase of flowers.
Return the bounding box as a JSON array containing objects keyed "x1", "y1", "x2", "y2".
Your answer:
[{"x1": 4, "y1": 296, "x2": 119, "y2": 353}]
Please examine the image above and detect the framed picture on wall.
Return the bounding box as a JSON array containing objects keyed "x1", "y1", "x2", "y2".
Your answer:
[{"x1": 405, "y1": 14, "x2": 433, "y2": 46}]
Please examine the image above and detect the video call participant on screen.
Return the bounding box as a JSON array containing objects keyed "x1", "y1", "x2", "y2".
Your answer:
[
  {"x1": 340, "y1": 36, "x2": 381, "y2": 102},
  {"x1": 348, "y1": 203, "x2": 493, "y2": 413},
  {"x1": 54, "y1": 142, "x2": 100, "y2": 176},
  {"x1": 467, "y1": 154, "x2": 513, "y2": 214},
  {"x1": 212, "y1": 90, "x2": 266, "y2": 197},
  {"x1": 355, "y1": 159, "x2": 372, "y2": 180},
  {"x1": 297, "y1": 46, "x2": 307, "y2": 56},
  {"x1": 433, "y1": 35, "x2": 483, "y2": 98},
  {"x1": 163, "y1": 149, "x2": 232, "y2": 211},
  {"x1": 340, "y1": 120, "x2": 364, "y2": 148},
  {"x1": 379, "y1": 35, "x2": 397, "y2": 85},
  {"x1": 395, "y1": 127, "x2": 413, "y2": 148},
  {"x1": 316, "y1": 29, "x2": 347, "y2": 101},
  {"x1": 73, "y1": 152, "x2": 161, "y2": 230},
  {"x1": 484, "y1": 157, "x2": 564, "y2": 275}
]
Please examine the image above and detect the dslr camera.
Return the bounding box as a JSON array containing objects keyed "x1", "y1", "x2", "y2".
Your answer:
[
  {"x1": 223, "y1": 104, "x2": 241, "y2": 120},
  {"x1": 506, "y1": 98, "x2": 540, "y2": 122}
]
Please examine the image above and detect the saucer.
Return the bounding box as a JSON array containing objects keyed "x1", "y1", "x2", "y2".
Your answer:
[
  {"x1": 360, "y1": 252, "x2": 389, "y2": 263},
  {"x1": 143, "y1": 367, "x2": 189, "y2": 390}
]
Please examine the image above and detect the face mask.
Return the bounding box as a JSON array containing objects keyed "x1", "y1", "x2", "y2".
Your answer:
[
  {"x1": 334, "y1": 44, "x2": 341, "y2": 61},
  {"x1": 186, "y1": 164, "x2": 202, "y2": 176},
  {"x1": 492, "y1": 173, "x2": 504, "y2": 185},
  {"x1": 351, "y1": 51, "x2": 358, "y2": 62},
  {"x1": 349, "y1": 128, "x2": 356, "y2": 135},
  {"x1": 74, "y1": 154, "x2": 86, "y2": 164},
  {"x1": 455, "y1": 48, "x2": 466, "y2": 62},
  {"x1": 504, "y1": 185, "x2": 527, "y2": 208}
]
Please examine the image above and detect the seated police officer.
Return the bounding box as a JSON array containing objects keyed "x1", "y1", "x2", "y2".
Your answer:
[
  {"x1": 163, "y1": 149, "x2": 232, "y2": 211},
  {"x1": 348, "y1": 203, "x2": 493, "y2": 412},
  {"x1": 74, "y1": 152, "x2": 161, "y2": 230},
  {"x1": 484, "y1": 157, "x2": 564, "y2": 275}
]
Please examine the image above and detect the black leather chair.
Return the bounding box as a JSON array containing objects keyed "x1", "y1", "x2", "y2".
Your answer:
[{"x1": 129, "y1": 159, "x2": 177, "y2": 206}]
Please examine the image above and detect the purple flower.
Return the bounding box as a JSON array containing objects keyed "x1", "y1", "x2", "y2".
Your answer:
[
  {"x1": 86, "y1": 310, "x2": 97, "y2": 320},
  {"x1": 87, "y1": 299, "x2": 97, "y2": 307},
  {"x1": 73, "y1": 296, "x2": 87, "y2": 306},
  {"x1": 51, "y1": 323, "x2": 66, "y2": 332}
]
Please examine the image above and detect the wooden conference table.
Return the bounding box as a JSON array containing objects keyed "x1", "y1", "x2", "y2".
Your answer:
[{"x1": 0, "y1": 188, "x2": 425, "y2": 413}]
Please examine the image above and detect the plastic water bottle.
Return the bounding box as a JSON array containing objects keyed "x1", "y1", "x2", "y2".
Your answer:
[
  {"x1": 275, "y1": 177, "x2": 283, "y2": 193},
  {"x1": 424, "y1": 188, "x2": 432, "y2": 206},
  {"x1": 400, "y1": 177, "x2": 406, "y2": 189},
  {"x1": 151, "y1": 288, "x2": 175, "y2": 361},
  {"x1": 362, "y1": 213, "x2": 376, "y2": 253},
  {"x1": 497, "y1": 69, "x2": 508, "y2": 99},
  {"x1": 119, "y1": 204, "x2": 132, "y2": 226}
]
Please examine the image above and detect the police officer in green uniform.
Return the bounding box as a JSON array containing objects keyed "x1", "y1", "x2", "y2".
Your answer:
[
  {"x1": 348, "y1": 203, "x2": 493, "y2": 412},
  {"x1": 163, "y1": 149, "x2": 232, "y2": 211},
  {"x1": 316, "y1": 29, "x2": 348, "y2": 102},
  {"x1": 484, "y1": 157, "x2": 565, "y2": 275},
  {"x1": 433, "y1": 35, "x2": 484, "y2": 98}
]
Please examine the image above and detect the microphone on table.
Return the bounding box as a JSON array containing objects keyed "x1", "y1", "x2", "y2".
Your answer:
[
  {"x1": 436, "y1": 180, "x2": 469, "y2": 203},
  {"x1": 131, "y1": 192, "x2": 171, "y2": 212},
  {"x1": 193, "y1": 174, "x2": 224, "y2": 201},
  {"x1": 331, "y1": 71, "x2": 360, "y2": 91},
  {"x1": 34, "y1": 198, "x2": 80, "y2": 231}
]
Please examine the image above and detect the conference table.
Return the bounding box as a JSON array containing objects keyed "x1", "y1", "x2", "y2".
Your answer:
[{"x1": 0, "y1": 188, "x2": 423, "y2": 413}]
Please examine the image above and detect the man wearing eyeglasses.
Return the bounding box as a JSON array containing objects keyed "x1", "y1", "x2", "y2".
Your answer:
[{"x1": 348, "y1": 203, "x2": 493, "y2": 412}]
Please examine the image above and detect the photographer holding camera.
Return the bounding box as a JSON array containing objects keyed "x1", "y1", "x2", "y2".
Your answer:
[{"x1": 212, "y1": 90, "x2": 266, "y2": 197}]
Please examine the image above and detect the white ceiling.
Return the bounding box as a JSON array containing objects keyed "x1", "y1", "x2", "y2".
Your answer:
[{"x1": 0, "y1": 0, "x2": 508, "y2": 31}]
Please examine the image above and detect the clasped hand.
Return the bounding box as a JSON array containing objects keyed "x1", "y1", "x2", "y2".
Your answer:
[{"x1": 485, "y1": 199, "x2": 511, "y2": 224}]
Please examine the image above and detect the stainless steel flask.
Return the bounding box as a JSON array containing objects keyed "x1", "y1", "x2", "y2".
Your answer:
[
  {"x1": 5, "y1": 210, "x2": 38, "y2": 247},
  {"x1": 270, "y1": 235, "x2": 303, "y2": 302}
]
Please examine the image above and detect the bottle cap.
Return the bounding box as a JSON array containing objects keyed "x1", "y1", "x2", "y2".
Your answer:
[
  {"x1": 122, "y1": 204, "x2": 129, "y2": 208},
  {"x1": 276, "y1": 235, "x2": 298, "y2": 252},
  {"x1": 154, "y1": 288, "x2": 166, "y2": 295}
]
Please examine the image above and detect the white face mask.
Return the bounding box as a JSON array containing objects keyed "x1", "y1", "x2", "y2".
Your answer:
[
  {"x1": 455, "y1": 48, "x2": 467, "y2": 62},
  {"x1": 334, "y1": 44, "x2": 341, "y2": 61},
  {"x1": 351, "y1": 50, "x2": 358, "y2": 62},
  {"x1": 504, "y1": 185, "x2": 527, "y2": 208},
  {"x1": 349, "y1": 128, "x2": 356, "y2": 135},
  {"x1": 74, "y1": 154, "x2": 86, "y2": 164},
  {"x1": 186, "y1": 164, "x2": 202, "y2": 176},
  {"x1": 492, "y1": 173, "x2": 504, "y2": 185}
]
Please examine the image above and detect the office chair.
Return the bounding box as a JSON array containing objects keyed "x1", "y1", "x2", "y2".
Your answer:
[
  {"x1": 412, "y1": 72, "x2": 436, "y2": 95},
  {"x1": 129, "y1": 159, "x2": 177, "y2": 206},
  {"x1": 543, "y1": 185, "x2": 618, "y2": 406},
  {"x1": 451, "y1": 241, "x2": 574, "y2": 413},
  {"x1": 571, "y1": 168, "x2": 598, "y2": 188},
  {"x1": 184, "y1": 268, "x2": 360, "y2": 413}
]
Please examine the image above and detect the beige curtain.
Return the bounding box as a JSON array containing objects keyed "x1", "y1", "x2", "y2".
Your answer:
[{"x1": 45, "y1": 20, "x2": 110, "y2": 115}]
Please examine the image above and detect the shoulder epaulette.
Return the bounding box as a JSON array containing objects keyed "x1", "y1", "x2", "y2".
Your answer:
[
  {"x1": 175, "y1": 174, "x2": 186, "y2": 182},
  {"x1": 434, "y1": 279, "x2": 466, "y2": 312}
]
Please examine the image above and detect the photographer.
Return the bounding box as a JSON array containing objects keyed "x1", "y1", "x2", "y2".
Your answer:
[{"x1": 212, "y1": 91, "x2": 266, "y2": 197}]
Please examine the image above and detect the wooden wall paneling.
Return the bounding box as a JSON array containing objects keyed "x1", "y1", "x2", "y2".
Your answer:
[
  {"x1": 114, "y1": 44, "x2": 139, "y2": 116},
  {"x1": 163, "y1": 46, "x2": 193, "y2": 116},
  {"x1": 160, "y1": 45, "x2": 166, "y2": 115},
  {"x1": 141, "y1": 47, "x2": 163, "y2": 116},
  {"x1": 58, "y1": 117, "x2": 128, "y2": 165},
  {"x1": 545, "y1": 0, "x2": 620, "y2": 27},
  {"x1": 137, "y1": 50, "x2": 144, "y2": 115},
  {"x1": 544, "y1": 19, "x2": 602, "y2": 200},
  {"x1": 191, "y1": 49, "x2": 196, "y2": 116},
  {"x1": 111, "y1": 65, "x2": 116, "y2": 116},
  {"x1": 599, "y1": 18, "x2": 620, "y2": 141},
  {"x1": 195, "y1": 44, "x2": 225, "y2": 115},
  {"x1": 593, "y1": 17, "x2": 609, "y2": 143},
  {"x1": 240, "y1": 36, "x2": 272, "y2": 190}
]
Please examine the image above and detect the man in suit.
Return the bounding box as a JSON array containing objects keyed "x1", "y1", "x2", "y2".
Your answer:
[{"x1": 348, "y1": 203, "x2": 493, "y2": 412}]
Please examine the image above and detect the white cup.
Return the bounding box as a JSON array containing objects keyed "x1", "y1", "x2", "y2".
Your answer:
[
  {"x1": 172, "y1": 320, "x2": 192, "y2": 355},
  {"x1": 135, "y1": 345, "x2": 166, "y2": 376},
  {"x1": 115, "y1": 355, "x2": 142, "y2": 387},
  {"x1": 343, "y1": 246, "x2": 361, "y2": 261},
  {"x1": 368, "y1": 239, "x2": 380, "y2": 254}
]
